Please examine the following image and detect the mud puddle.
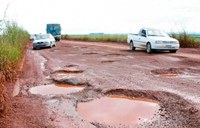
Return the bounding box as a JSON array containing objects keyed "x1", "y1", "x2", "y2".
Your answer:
[
  {"x1": 151, "y1": 68, "x2": 200, "y2": 78},
  {"x1": 29, "y1": 83, "x2": 86, "y2": 95},
  {"x1": 77, "y1": 95, "x2": 159, "y2": 127}
]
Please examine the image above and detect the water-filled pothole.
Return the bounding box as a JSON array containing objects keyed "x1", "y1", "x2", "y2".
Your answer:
[
  {"x1": 53, "y1": 69, "x2": 84, "y2": 74},
  {"x1": 151, "y1": 68, "x2": 182, "y2": 78},
  {"x1": 159, "y1": 73, "x2": 178, "y2": 78},
  {"x1": 77, "y1": 95, "x2": 159, "y2": 127},
  {"x1": 151, "y1": 68, "x2": 200, "y2": 78},
  {"x1": 29, "y1": 83, "x2": 86, "y2": 95}
]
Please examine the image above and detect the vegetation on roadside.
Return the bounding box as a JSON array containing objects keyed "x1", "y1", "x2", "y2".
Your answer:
[
  {"x1": 62, "y1": 34, "x2": 127, "y2": 43},
  {"x1": 0, "y1": 21, "x2": 29, "y2": 81},
  {"x1": 0, "y1": 20, "x2": 29, "y2": 113},
  {"x1": 171, "y1": 31, "x2": 200, "y2": 48},
  {"x1": 62, "y1": 32, "x2": 200, "y2": 48}
]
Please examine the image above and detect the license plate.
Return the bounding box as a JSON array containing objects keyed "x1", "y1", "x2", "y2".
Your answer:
[{"x1": 166, "y1": 45, "x2": 172, "y2": 48}]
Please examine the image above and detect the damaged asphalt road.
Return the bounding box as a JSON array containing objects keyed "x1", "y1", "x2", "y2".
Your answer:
[{"x1": 2, "y1": 40, "x2": 200, "y2": 128}]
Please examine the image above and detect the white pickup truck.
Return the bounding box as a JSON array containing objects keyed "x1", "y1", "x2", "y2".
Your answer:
[{"x1": 127, "y1": 28, "x2": 180, "y2": 53}]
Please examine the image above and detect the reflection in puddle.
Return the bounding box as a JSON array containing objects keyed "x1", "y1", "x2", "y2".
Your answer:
[
  {"x1": 29, "y1": 84, "x2": 86, "y2": 95},
  {"x1": 77, "y1": 95, "x2": 159, "y2": 127}
]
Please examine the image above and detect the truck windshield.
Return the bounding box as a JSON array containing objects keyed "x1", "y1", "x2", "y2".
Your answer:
[
  {"x1": 46, "y1": 24, "x2": 61, "y2": 35},
  {"x1": 147, "y1": 29, "x2": 169, "y2": 37}
]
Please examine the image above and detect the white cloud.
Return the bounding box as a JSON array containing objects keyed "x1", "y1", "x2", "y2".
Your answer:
[{"x1": 1, "y1": 0, "x2": 200, "y2": 34}]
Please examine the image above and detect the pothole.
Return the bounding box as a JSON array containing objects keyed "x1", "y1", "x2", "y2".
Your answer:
[
  {"x1": 83, "y1": 52, "x2": 98, "y2": 55},
  {"x1": 151, "y1": 68, "x2": 200, "y2": 78},
  {"x1": 29, "y1": 83, "x2": 87, "y2": 96},
  {"x1": 64, "y1": 64, "x2": 78, "y2": 68},
  {"x1": 151, "y1": 68, "x2": 183, "y2": 78},
  {"x1": 52, "y1": 73, "x2": 88, "y2": 86},
  {"x1": 104, "y1": 53, "x2": 124, "y2": 56},
  {"x1": 101, "y1": 60, "x2": 115, "y2": 63},
  {"x1": 53, "y1": 69, "x2": 84, "y2": 74},
  {"x1": 77, "y1": 95, "x2": 159, "y2": 127}
]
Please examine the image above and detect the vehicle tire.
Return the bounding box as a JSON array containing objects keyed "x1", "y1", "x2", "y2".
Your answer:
[
  {"x1": 33, "y1": 47, "x2": 36, "y2": 50},
  {"x1": 130, "y1": 41, "x2": 136, "y2": 51},
  {"x1": 170, "y1": 50, "x2": 177, "y2": 53},
  {"x1": 146, "y1": 43, "x2": 152, "y2": 54}
]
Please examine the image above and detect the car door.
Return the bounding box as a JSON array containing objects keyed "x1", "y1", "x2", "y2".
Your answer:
[{"x1": 138, "y1": 30, "x2": 148, "y2": 48}]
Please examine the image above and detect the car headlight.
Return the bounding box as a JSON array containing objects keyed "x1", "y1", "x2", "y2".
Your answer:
[
  {"x1": 155, "y1": 41, "x2": 163, "y2": 44},
  {"x1": 175, "y1": 41, "x2": 179, "y2": 44}
]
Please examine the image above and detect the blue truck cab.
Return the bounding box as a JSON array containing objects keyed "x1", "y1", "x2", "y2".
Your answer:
[{"x1": 46, "y1": 24, "x2": 61, "y2": 41}]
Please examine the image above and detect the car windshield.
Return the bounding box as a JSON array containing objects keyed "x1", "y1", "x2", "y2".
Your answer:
[
  {"x1": 35, "y1": 34, "x2": 50, "y2": 40},
  {"x1": 147, "y1": 29, "x2": 169, "y2": 37}
]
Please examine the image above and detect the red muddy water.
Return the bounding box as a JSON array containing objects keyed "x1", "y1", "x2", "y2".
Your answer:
[
  {"x1": 77, "y1": 95, "x2": 160, "y2": 126},
  {"x1": 159, "y1": 73, "x2": 178, "y2": 78}
]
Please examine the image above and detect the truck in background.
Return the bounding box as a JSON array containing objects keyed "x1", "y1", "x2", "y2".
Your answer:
[
  {"x1": 127, "y1": 28, "x2": 180, "y2": 53},
  {"x1": 46, "y1": 24, "x2": 61, "y2": 41}
]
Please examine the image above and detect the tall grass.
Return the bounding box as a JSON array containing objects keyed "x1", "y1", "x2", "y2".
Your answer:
[
  {"x1": 171, "y1": 31, "x2": 200, "y2": 48},
  {"x1": 0, "y1": 22, "x2": 29, "y2": 81},
  {"x1": 0, "y1": 21, "x2": 29, "y2": 113},
  {"x1": 62, "y1": 34, "x2": 127, "y2": 43}
]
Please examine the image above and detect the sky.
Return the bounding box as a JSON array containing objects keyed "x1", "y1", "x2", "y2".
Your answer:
[{"x1": 0, "y1": 0, "x2": 200, "y2": 34}]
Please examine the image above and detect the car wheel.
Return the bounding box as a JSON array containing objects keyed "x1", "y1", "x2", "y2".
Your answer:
[
  {"x1": 170, "y1": 50, "x2": 177, "y2": 53},
  {"x1": 130, "y1": 41, "x2": 136, "y2": 51},
  {"x1": 33, "y1": 47, "x2": 36, "y2": 50},
  {"x1": 146, "y1": 43, "x2": 152, "y2": 54}
]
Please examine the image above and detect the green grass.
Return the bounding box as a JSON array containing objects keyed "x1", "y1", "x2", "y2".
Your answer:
[
  {"x1": 62, "y1": 34, "x2": 127, "y2": 43},
  {"x1": 63, "y1": 32, "x2": 200, "y2": 48},
  {"x1": 0, "y1": 22, "x2": 29, "y2": 82},
  {"x1": 171, "y1": 31, "x2": 200, "y2": 48},
  {"x1": 194, "y1": 37, "x2": 200, "y2": 44}
]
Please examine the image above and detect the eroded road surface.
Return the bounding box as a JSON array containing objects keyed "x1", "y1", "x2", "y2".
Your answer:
[{"x1": 3, "y1": 40, "x2": 200, "y2": 128}]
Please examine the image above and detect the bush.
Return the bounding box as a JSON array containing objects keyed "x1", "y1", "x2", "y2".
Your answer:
[{"x1": 171, "y1": 31, "x2": 200, "y2": 48}]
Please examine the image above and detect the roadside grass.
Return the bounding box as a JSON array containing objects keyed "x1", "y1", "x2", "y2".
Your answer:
[
  {"x1": 62, "y1": 32, "x2": 200, "y2": 48},
  {"x1": 171, "y1": 31, "x2": 200, "y2": 48},
  {"x1": 0, "y1": 22, "x2": 29, "y2": 81},
  {"x1": 194, "y1": 37, "x2": 200, "y2": 44},
  {"x1": 62, "y1": 34, "x2": 127, "y2": 43},
  {"x1": 0, "y1": 21, "x2": 29, "y2": 113}
]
